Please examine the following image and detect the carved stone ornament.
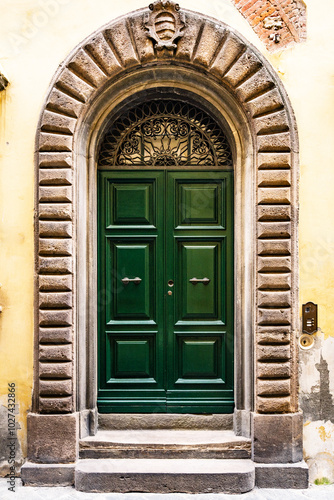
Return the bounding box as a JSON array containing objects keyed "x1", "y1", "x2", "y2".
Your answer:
[{"x1": 145, "y1": 1, "x2": 185, "y2": 54}]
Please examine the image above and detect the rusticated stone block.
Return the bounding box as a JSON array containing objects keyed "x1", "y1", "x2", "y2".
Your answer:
[
  {"x1": 257, "y1": 379, "x2": 290, "y2": 397},
  {"x1": 39, "y1": 292, "x2": 72, "y2": 309},
  {"x1": 258, "y1": 239, "x2": 291, "y2": 255},
  {"x1": 175, "y1": 13, "x2": 202, "y2": 61},
  {"x1": 39, "y1": 397, "x2": 73, "y2": 413},
  {"x1": 104, "y1": 20, "x2": 138, "y2": 68},
  {"x1": 39, "y1": 256, "x2": 73, "y2": 274},
  {"x1": 254, "y1": 110, "x2": 289, "y2": 135},
  {"x1": 39, "y1": 345, "x2": 72, "y2": 361},
  {"x1": 224, "y1": 50, "x2": 261, "y2": 87},
  {"x1": 39, "y1": 327, "x2": 73, "y2": 343},
  {"x1": 258, "y1": 187, "x2": 290, "y2": 205},
  {"x1": 39, "y1": 239, "x2": 72, "y2": 256},
  {"x1": 257, "y1": 397, "x2": 292, "y2": 414},
  {"x1": 211, "y1": 32, "x2": 245, "y2": 78},
  {"x1": 39, "y1": 152, "x2": 72, "y2": 168},
  {"x1": 39, "y1": 379, "x2": 73, "y2": 396},
  {"x1": 39, "y1": 275, "x2": 72, "y2": 292},
  {"x1": 257, "y1": 132, "x2": 291, "y2": 152},
  {"x1": 39, "y1": 169, "x2": 72, "y2": 186},
  {"x1": 257, "y1": 362, "x2": 291, "y2": 379},
  {"x1": 39, "y1": 204, "x2": 72, "y2": 221},
  {"x1": 258, "y1": 291, "x2": 291, "y2": 307},
  {"x1": 39, "y1": 362, "x2": 72, "y2": 379},
  {"x1": 39, "y1": 186, "x2": 72, "y2": 203},
  {"x1": 129, "y1": 14, "x2": 155, "y2": 63},
  {"x1": 41, "y1": 110, "x2": 76, "y2": 135},
  {"x1": 39, "y1": 309, "x2": 73, "y2": 327},
  {"x1": 39, "y1": 132, "x2": 73, "y2": 152},
  {"x1": 255, "y1": 462, "x2": 309, "y2": 489},
  {"x1": 257, "y1": 205, "x2": 291, "y2": 221},
  {"x1": 39, "y1": 221, "x2": 72, "y2": 238},
  {"x1": 258, "y1": 222, "x2": 291, "y2": 238},
  {"x1": 46, "y1": 88, "x2": 83, "y2": 118},
  {"x1": 258, "y1": 152, "x2": 291, "y2": 169},
  {"x1": 257, "y1": 345, "x2": 291, "y2": 361},
  {"x1": 258, "y1": 308, "x2": 291, "y2": 326},
  {"x1": 85, "y1": 32, "x2": 123, "y2": 74},
  {"x1": 21, "y1": 462, "x2": 75, "y2": 487},
  {"x1": 247, "y1": 88, "x2": 284, "y2": 117},
  {"x1": 258, "y1": 273, "x2": 291, "y2": 290},
  {"x1": 258, "y1": 170, "x2": 291, "y2": 187},
  {"x1": 56, "y1": 68, "x2": 94, "y2": 102},
  {"x1": 68, "y1": 48, "x2": 107, "y2": 87},
  {"x1": 236, "y1": 66, "x2": 273, "y2": 102},
  {"x1": 27, "y1": 413, "x2": 78, "y2": 461},
  {"x1": 258, "y1": 257, "x2": 291, "y2": 272},
  {"x1": 193, "y1": 21, "x2": 226, "y2": 68}
]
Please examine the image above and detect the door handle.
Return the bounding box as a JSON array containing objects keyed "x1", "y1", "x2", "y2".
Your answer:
[
  {"x1": 189, "y1": 277, "x2": 210, "y2": 285},
  {"x1": 121, "y1": 277, "x2": 142, "y2": 285}
]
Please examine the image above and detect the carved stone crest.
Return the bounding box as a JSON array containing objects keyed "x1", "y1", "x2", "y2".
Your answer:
[{"x1": 145, "y1": 1, "x2": 185, "y2": 55}]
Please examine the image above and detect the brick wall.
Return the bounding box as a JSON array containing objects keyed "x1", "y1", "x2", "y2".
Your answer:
[{"x1": 232, "y1": 0, "x2": 307, "y2": 51}]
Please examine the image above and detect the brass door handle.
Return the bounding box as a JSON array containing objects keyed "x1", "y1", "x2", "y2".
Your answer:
[
  {"x1": 189, "y1": 277, "x2": 210, "y2": 285},
  {"x1": 121, "y1": 277, "x2": 142, "y2": 285}
]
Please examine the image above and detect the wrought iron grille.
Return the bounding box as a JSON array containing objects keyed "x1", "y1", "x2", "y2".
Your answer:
[{"x1": 98, "y1": 100, "x2": 233, "y2": 167}]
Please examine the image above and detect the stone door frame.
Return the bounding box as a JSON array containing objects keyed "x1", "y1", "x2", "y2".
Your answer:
[{"x1": 29, "y1": 2, "x2": 302, "y2": 467}]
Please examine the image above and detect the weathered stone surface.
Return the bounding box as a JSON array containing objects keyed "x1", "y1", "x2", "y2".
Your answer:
[
  {"x1": 258, "y1": 239, "x2": 291, "y2": 255},
  {"x1": 68, "y1": 48, "x2": 107, "y2": 87},
  {"x1": 236, "y1": 66, "x2": 273, "y2": 102},
  {"x1": 39, "y1": 256, "x2": 73, "y2": 274},
  {"x1": 27, "y1": 413, "x2": 78, "y2": 462},
  {"x1": 255, "y1": 461, "x2": 309, "y2": 489},
  {"x1": 39, "y1": 275, "x2": 72, "y2": 291},
  {"x1": 85, "y1": 32, "x2": 123, "y2": 74},
  {"x1": 39, "y1": 152, "x2": 72, "y2": 168},
  {"x1": 39, "y1": 397, "x2": 73, "y2": 413},
  {"x1": 39, "y1": 327, "x2": 73, "y2": 343},
  {"x1": 39, "y1": 292, "x2": 72, "y2": 309},
  {"x1": 41, "y1": 109, "x2": 77, "y2": 134},
  {"x1": 258, "y1": 170, "x2": 291, "y2": 187},
  {"x1": 56, "y1": 68, "x2": 94, "y2": 102},
  {"x1": 257, "y1": 132, "x2": 291, "y2": 152},
  {"x1": 104, "y1": 20, "x2": 138, "y2": 68},
  {"x1": 21, "y1": 461, "x2": 75, "y2": 487},
  {"x1": 175, "y1": 13, "x2": 202, "y2": 61},
  {"x1": 251, "y1": 413, "x2": 303, "y2": 462},
  {"x1": 254, "y1": 109, "x2": 289, "y2": 135},
  {"x1": 257, "y1": 362, "x2": 291, "y2": 378},
  {"x1": 258, "y1": 152, "x2": 291, "y2": 169},
  {"x1": 247, "y1": 88, "x2": 284, "y2": 117},
  {"x1": 258, "y1": 291, "x2": 291, "y2": 307},
  {"x1": 129, "y1": 14, "x2": 155, "y2": 63},
  {"x1": 257, "y1": 345, "x2": 291, "y2": 362},
  {"x1": 258, "y1": 222, "x2": 291, "y2": 238},
  {"x1": 39, "y1": 309, "x2": 73, "y2": 327},
  {"x1": 39, "y1": 345, "x2": 72, "y2": 361},
  {"x1": 39, "y1": 203, "x2": 72, "y2": 220},
  {"x1": 258, "y1": 257, "x2": 291, "y2": 272},
  {"x1": 39, "y1": 238, "x2": 72, "y2": 256},
  {"x1": 39, "y1": 221, "x2": 72, "y2": 238},
  {"x1": 257, "y1": 396, "x2": 292, "y2": 414},
  {"x1": 39, "y1": 132, "x2": 73, "y2": 152},
  {"x1": 39, "y1": 186, "x2": 72, "y2": 202},
  {"x1": 258, "y1": 187, "x2": 290, "y2": 204},
  {"x1": 39, "y1": 169, "x2": 72, "y2": 185},
  {"x1": 211, "y1": 32, "x2": 245, "y2": 78},
  {"x1": 258, "y1": 205, "x2": 291, "y2": 221},
  {"x1": 39, "y1": 379, "x2": 73, "y2": 396},
  {"x1": 257, "y1": 379, "x2": 290, "y2": 396},
  {"x1": 193, "y1": 21, "x2": 226, "y2": 68},
  {"x1": 46, "y1": 88, "x2": 83, "y2": 118},
  {"x1": 258, "y1": 273, "x2": 291, "y2": 290},
  {"x1": 39, "y1": 362, "x2": 72, "y2": 379},
  {"x1": 258, "y1": 308, "x2": 291, "y2": 325},
  {"x1": 224, "y1": 50, "x2": 261, "y2": 87}
]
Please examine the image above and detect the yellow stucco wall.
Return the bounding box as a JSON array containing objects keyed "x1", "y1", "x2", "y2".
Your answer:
[{"x1": 0, "y1": 0, "x2": 333, "y2": 480}]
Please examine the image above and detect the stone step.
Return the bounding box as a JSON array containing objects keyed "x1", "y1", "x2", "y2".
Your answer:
[
  {"x1": 98, "y1": 412, "x2": 233, "y2": 430},
  {"x1": 79, "y1": 429, "x2": 251, "y2": 459},
  {"x1": 75, "y1": 458, "x2": 255, "y2": 493}
]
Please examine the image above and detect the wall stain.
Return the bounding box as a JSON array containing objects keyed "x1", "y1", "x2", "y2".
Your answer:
[{"x1": 300, "y1": 355, "x2": 334, "y2": 422}]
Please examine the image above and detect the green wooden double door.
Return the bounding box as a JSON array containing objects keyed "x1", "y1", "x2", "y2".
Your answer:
[{"x1": 98, "y1": 170, "x2": 234, "y2": 413}]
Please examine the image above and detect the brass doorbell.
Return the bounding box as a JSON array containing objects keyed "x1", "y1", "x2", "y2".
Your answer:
[
  {"x1": 302, "y1": 302, "x2": 317, "y2": 334},
  {"x1": 299, "y1": 333, "x2": 314, "y2": 350}
]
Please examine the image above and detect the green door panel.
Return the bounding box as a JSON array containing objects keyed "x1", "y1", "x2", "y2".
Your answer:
[{"x1": 98, "y1": 169, "x2": 234, "y2": 413}]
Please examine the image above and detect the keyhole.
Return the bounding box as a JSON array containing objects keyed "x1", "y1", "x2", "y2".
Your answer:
[{"x1": 168, "y1": 280, "x2": 174, "y2": 287}]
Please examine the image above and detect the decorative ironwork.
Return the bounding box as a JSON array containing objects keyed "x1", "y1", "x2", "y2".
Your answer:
[{"x1": 99, "y1": 100, "x2": 233, "y2": 167}]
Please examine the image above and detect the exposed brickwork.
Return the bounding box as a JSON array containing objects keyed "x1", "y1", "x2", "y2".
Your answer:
[{"x1": 232, "y1": 0, "x2": 307, "y2": 51}]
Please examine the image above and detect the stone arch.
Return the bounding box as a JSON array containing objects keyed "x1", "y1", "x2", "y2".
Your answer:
[{"x1": 35, "y1": 1, "x2": 299, "y2": 434}]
